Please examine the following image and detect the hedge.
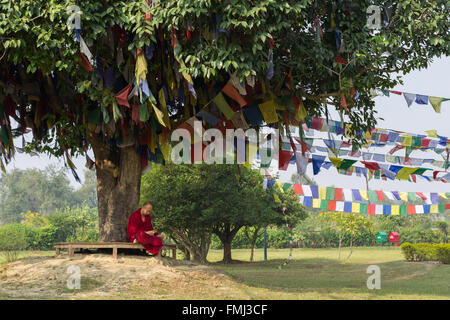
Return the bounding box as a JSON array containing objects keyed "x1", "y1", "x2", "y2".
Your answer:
[{"x1": 400, "y1": 242, "x2": 450, "y2": 264}]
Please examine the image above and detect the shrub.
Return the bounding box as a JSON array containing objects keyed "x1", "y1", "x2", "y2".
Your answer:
[
  {"x1": 400, "y1": 242, "x2": 416, "y2": 261},
  {"x1": 435, "y1": 244, "x2": 450, "y2": 264},
  {"x1": 414, "y1": 243, "x2": 437, "y2": 261},
  {"x1": 401, "y1": 242, "x2": 450, "y2": 264},
  {"x1": 0, "y1": 224, "x2": 28, "y2": 262}
]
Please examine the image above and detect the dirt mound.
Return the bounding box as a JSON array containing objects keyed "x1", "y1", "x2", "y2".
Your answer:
[{"x1": 0, "y1": 253, "x2": 243, "y2": 299}]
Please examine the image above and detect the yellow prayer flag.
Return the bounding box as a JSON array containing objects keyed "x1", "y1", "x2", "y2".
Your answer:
[
  {"x1": 438, "y1": 193, "x2": 448, "y2": 199},
  {"x1": 329, "y1": 157, "x2": 343, "y2": 168},
  {"x1": 319, "y1": 186, "x2": 326, "y2": 199},
  {"x1": 399, "y1": 192, "x2": 408, "y2": 202},
  {"x1": 295, "y1": 102, "x2": 307, "y2": 121},
  {"x1": 151, "y1": 103, "x2": 167, "y2": 127},
  {"x1": 244, "y1": 143, "x2": 258, "y2": 169},
  {"x1": 258, "y1": 100, "x2": 279, "y2": 124},
  {"x1": 159, "y1": 134, "x2": 170, "y2": 161},
  {"x1": 135, "y1": 54, "x2": 148, "y2": 86},
  {"x1": 360, "y1": 190, "x2": 368, "y2": 200},
  {"x1": 425, "y1": 130, "x2": 438, "y2": 138},
  {"x1": 429, "y1": 97, "x2": 443, "y2": 113},
  {"x1": 430, "y1": 205, "x2": 438, "y2": 214},
  {"x1": 158, "y1": 88, "x2": 171, "y2": 129},
  {"x1": 402, "y1": 135, "x2": 412, "y2": 146},
  {"x1": 391, "y1": 205, "x2": 400, "y2": 216},
  {"x1": 396, "y1": 167, "x2": 417, "y2": 181},
  {"x1": 312, "y1": 199, "x2": 321, "y2": 209},
  {"x1": 352, "y1": 202, "x2": 360, "y2": 213}
]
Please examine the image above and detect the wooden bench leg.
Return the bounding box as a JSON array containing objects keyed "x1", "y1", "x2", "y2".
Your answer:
[
  {"x1": 55, "y1": 248, "x2": 60, "y2": 256},
  {"x1": 112, "y1": 247, "x2": 118, "y2": 260},
  {"x1": 68, "y1": 247, "x2": 74, "y2": 258},
  {"x1": 172, "y1": 248, "x2": 176, "y2": 260}
]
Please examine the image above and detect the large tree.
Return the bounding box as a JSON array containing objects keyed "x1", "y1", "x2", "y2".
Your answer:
[{"x1": 0, "y1": 1, "x2": 448, "y2": 241}]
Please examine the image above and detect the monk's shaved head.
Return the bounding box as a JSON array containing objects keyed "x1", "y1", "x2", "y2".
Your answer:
[{"x1": 141, "y1": 202, "x2": 152, "y2": 215}]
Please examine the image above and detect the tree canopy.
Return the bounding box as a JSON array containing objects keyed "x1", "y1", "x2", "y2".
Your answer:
[
  {"x1": 1, "y1": 0, "x2": 448, "y2": 164},
  {"x1": 1, "y1": 1, "x2": 448, "y2": 240},
  {"x1": 141, "y1": 163, "x2": 305, "y2": 262}
]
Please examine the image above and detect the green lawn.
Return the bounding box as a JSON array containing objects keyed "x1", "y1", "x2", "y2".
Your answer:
[
  {"x1": 1, "y1": 247, "x2": 448, "y2": 300},
  {"x1": 207, "y1": 247, "x2": 450, "y2": 300}
]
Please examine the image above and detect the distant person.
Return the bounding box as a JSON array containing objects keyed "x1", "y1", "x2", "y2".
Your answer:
[{"x1": 127, "y1": 202, "x2": 164, "y2": 257}]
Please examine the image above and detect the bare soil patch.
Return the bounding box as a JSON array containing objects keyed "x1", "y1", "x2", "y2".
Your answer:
[{"x1": 0, "y1": 253, "x2": 245, "y2": 299}]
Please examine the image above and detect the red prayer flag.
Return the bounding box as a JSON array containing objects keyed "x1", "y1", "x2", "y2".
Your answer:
[
  {"x1": 361, "y1": 161, "x2": 381, "y2": 171},
  {"x1": 368, "y1": 204, "x2": 376, "y2": 215},
  {"x1": 222, "y1": 82, "x2": 247, "y2": 107},
  {"x1": 293, "y1": 184, "x2": 303, "y2": 195},
  {"x1": 78, "y1": 52, "x2": 93, "y2": 72},
  {"x1": 278, "y1": 150, "x2": 294, "y2": 171},
  {"x1": 115, "y1": 83, "x2": 132, "y2": 108},
  {"x1": 334, "y1": 188, "x2": 343, "y2": 201},
  {"x1": 407, "y1": 205, "x2": 416, "y2": 215},
  {"x1": 340, "y1": 92, "x2": 348, "y2": 111},
  {"x1": 416, "y1": 192, "x2": 427, "y2": 200},
  {"x1": 375, "y1": 190, "x2": 385, "y2": 201},
  {"x1": 328, "y1": 201, "x2": 337, "y2": 211}
]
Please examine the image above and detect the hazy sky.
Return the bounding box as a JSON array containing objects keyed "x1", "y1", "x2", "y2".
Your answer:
[{"x1": 5, "y1": 57, "x2": 450, "y2": 193}]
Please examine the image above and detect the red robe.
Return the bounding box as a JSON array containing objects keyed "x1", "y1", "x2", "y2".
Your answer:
[{"x1": 127, "y1": 208, "x2": 163, "y2": 256}]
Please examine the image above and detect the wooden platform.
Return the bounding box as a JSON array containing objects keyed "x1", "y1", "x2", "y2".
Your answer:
[{"x1": 55, "y1": 242, "x2": 178, "y2": 260}]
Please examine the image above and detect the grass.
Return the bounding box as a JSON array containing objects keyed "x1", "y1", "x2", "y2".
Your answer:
[
  {"x1": 0, "y1": 250, "x2": 54, "y2": 264},
  {"x1": 1, "y1": 247, "x2": 448, "y2": 299},
  {"x1": 208, "y1": 247, "x2": 450, "y2": 299}
]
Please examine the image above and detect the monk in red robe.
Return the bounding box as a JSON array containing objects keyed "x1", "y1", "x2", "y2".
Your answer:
[{"x1": 127, "y1": 202, "x2": 164, "y2": 257}]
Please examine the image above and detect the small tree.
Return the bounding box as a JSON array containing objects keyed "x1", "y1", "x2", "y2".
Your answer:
[
  {"x1": 141, "y1": 164, "x2": 305, "y2": 263},
  {"x1": 321, "y1": 211, "x2": 373, "y2": 260},
  {"x1": 436, "y1": 221, "x2": 448, "y2": 244}
]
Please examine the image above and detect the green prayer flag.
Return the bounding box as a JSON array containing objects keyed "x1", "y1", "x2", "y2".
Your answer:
[
  {"x1": 412, "y1": 136, "x2": 422, "y2": 147},
  {"x1": 400, "y1": 205, "x2": 408, "y2": 216},
  {"x1": 368, "y1": 190, "x2": 378, "y2": 203},
  {"x1": 326, "y1": 187, "x2": 335, "y2": 200},
  {"x1": 339, "y1": 159, "x2": 357, "y2": 170},
  {"x1": 139, "y1": 103, "x2": 150, "y2": 122},
  {"x1": 408, "y1": 192, "x2": 417, "y2": 202},
  {"x1": 438, "y1": 204, "x2": 445, "y2": 214},
  {"x1": 320, "y1": 199, "x2": 328, "y2": 210},
  {"x1": 359, "y1": 203, "x2": 368, "y2": 214},
  {"x1": 0, "y1": 126, "x2": 9, "y2": 145},
  {"x1": 213, "y1": 92, "x2": 235, "y2": 120}
]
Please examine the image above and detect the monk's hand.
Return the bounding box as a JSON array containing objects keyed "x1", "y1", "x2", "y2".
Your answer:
[
  {"x1": 145, "y1": 230, "x2": 156, "y2": 236},
  {"x1": 133, "y1": 239, "x2": 137, "y2": 243}
]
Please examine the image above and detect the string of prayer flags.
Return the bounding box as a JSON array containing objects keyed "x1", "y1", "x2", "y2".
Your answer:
[
  {"x1": 376, "y1": 89, "x2": 449, "y2": 113},
  {"x1": 284, "y1": 183, "x2": 450, "y2": 205},
  {"x1": 299, "y1": 196, "x2": 450, "y2": 215},
  {"x1": 277, "y1": 207, "x2": 293, "y2": 269}
]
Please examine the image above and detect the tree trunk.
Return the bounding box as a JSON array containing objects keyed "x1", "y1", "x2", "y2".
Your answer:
[
  {"x1": 338, "y1": 233, "x2": 342, "y2": 260},
  {"x1": 90, "y1": 133, "x2": 142, "y2": 241},
  {"x1": 346, "y1": 236, "x2": 353, "y2": 261},
  {"x1": 223, "y1": 240, "x2": 232, "y2": 263}
]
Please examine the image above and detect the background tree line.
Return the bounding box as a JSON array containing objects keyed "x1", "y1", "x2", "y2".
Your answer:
[{"x1": 0, "y1": 166, "x2": 97, "y2": 224}]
